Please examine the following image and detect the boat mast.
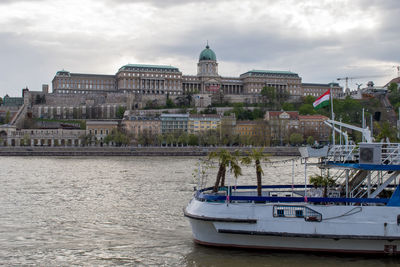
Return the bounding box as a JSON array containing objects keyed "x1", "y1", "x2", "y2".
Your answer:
[{"x1": 330, "y1": 83, "x2": 335, "y2": 145}]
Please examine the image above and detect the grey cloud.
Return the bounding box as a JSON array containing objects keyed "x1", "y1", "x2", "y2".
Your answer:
[
  {"x1": 0, "y1": 0, "x2": 45, "y2": 4},
  {"x1": 109, "y1": 0, "x2": 221, "y2": 7}
]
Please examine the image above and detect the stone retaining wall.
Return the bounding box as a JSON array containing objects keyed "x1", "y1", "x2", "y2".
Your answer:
[{"x1": 0, "y1": 146, "x2": 300, "y2": 157}]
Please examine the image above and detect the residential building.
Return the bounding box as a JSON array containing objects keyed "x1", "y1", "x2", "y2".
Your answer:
[
  {"x1": 236, "y1": 121, "x2": 257, "y2": 137},
  {"x1": 86, "y1": 120, "x2": 119, "y2": 144},
  {"x1": 160, "y1": 114, "x2": 189, "y2": 134},
  {"x1": 188, "y1": 114, "x2": 221, "y2": 134},
  {"x1": 0, "y1": 124, "x2": 85, "y2": 146},
  {"x1": 264, "y1": 111, "x2": 300, "y2": 145},
  {"x1": 298, "y1": 115, "x2": 330, "y2": 142},
  {"x1": 122, "y1": 116, "x2": 161, "y2": 136}
]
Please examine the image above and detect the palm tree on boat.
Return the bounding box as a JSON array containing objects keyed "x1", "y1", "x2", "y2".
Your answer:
[
  {"x1": 241, "y1": 148, "x2": 269, "y2": 197},
  {"x1": 309, "y1": 174, "x2": 335, "y2": 197},
  {"x1": 208, "y1": 149, "x2": 242, "y2": 193}
]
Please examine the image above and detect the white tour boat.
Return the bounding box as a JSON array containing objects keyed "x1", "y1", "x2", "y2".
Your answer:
[{"x1": 184, "y1": 120, "x2": 400, "y2": 254}]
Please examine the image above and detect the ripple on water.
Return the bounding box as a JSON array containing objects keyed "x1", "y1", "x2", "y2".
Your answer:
[{"x1": 0, "y1": 156, "x2": 398, "y2": 266}]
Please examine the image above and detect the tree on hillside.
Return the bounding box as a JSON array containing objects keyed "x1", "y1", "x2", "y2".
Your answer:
[
  {"x1": 282, "y1": 102, "x2": 295, "y2": 111},
  {"x1": 116, "y1": 106, "x2": 126, "y2": 119},
  {"x1": 166, "y1": 98, "x2": 175, "y2": 109},
  {"x1": 307, "y1": 136, "x2": 315, "y2": 146},
  {"x1": 299, "y1": 104, "x2": 316, "y2": 115},
  {"x1": 375, "y1": 121, "x2": 397, "y2": 142},
  {"x1": 289, "y1": 133, "x2": 303, "y2": 146},
  {"x1": 304, "y1": 95, "x2": 316, "y2": 105},
  {"x1": 388, "y1": 82, "x2": 398, "y2": 93},
  {"x1": 261, "y1": 86, "x2": 275, "y2": 107},
  {"x1": 5, "y1": 111, "x2": 11, "y2": 124}
]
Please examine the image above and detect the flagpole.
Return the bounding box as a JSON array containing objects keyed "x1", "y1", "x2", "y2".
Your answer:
[{"x1": 330, "y1": 83, "x2": 335, "y2": 146}]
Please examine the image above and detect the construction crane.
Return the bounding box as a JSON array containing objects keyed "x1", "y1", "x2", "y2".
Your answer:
[{"x1": 337, "y1": 75, "x2": 387, "y2": 90}]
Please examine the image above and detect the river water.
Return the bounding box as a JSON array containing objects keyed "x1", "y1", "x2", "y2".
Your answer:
[{"x1": 0, "y1": 156, "x2": 399, "y2": 266}]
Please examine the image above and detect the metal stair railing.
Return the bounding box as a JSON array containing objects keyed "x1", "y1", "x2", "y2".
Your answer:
[
  {"x1": 325, "y1": 145, "x2": 357, "y2": 163},
  {"x1": 381, "y1": 143, "x2": 400, "y2": 165},
  {"x1": 351, "y1": 170, "x2": 395, "y2": 198}
]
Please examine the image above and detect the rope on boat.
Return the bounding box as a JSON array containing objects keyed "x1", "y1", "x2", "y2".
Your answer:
[
  {"x1": 322, "y1": 207, "x2": 362, "y2": 221},
  {"x1": 263, "y1": 157, "x2": 302, "y2": 167}
]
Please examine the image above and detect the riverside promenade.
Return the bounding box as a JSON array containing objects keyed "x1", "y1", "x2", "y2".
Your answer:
[{"x1": 0, "y1": 146, "x2": 300, "y2": 157}]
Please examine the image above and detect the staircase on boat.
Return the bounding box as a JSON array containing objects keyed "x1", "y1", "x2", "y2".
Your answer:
[{"x1": 317, "y1": 143, "x2": 400, "y2": 199}]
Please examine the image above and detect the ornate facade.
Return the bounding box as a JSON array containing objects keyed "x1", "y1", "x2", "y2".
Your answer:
[{"x1": 51, "y1": 44, "x2": 343, "y2": 102}]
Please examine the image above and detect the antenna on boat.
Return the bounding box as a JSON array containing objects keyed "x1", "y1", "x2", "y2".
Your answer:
[
  {"x1": 291, "y1": 159, "x2": 295, "y2": 197},
  {"x1": 197, "y1": 158, "x2": 201, "y2": 190},
  {"x1": 304, "y1": 158, "x2": 308, "y2": 202},
  {"x1": 227, "y1": 162, "x2": 231, "y2": 206}
]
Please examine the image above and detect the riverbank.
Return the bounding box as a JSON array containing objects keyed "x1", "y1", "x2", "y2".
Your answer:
[{"x1": 0, "y1": 146, "x2": 300, "y2": 157}]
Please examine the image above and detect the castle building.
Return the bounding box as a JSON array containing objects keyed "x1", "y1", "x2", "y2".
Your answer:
[{"x1": 50, "y1": 44, "x2": 342, "y2": 103}]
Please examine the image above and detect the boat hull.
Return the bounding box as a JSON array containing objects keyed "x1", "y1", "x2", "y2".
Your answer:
[{"x1": 185, "y1": 198, "x2": 400, "y2": 254}]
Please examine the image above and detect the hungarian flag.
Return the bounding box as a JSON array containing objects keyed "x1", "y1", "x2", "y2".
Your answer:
[{"x1": 313, "y1": 90, "x2": 330, "y2": 110}]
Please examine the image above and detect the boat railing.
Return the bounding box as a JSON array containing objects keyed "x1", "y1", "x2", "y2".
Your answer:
[
  {"x1": 324, "y1": 145, "x2": 358, "y2": 164},
  {"x1": 351, "y1": 170, "x2": 397, "y2": 198},
  {"x1": 196, "y1": 185, "x2": 390, "y2": 205},
  {"x1": 381, "y1": 143, "x2": 400, "y2": 165}
]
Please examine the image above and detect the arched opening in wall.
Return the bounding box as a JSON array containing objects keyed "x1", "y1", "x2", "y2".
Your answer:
[
  {"x1": 73, "y1": 139, "x2": 78, "y2": 146},
  {"x1": 47, "y1": 139, "x2": 51, "y2": 146},
  {"x1": 100, "y1": 137, "x2": 103, "y2": 147},
  {"x1": 11, "y1": 139, "x2": 16, "y2": 146},
  {"x1": 67, "y1": 139, "x2": 72, "y2": 146},
  {"x1": 61, "y1": 139, "x2": 66, "y2": 146},
  {"x1": 54, "y1": 139, "x2": 59, "y2": 146},
  {"x1": 34, "y1": 139, "x2": 38, "y2": 146},
  {"x1": 41, "y1": 139, "x2": 45, "y2": 146}
]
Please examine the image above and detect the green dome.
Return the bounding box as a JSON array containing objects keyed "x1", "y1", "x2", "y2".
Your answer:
[{"x1": 199, "y1": 45, "x2": 217, "y2": 61}]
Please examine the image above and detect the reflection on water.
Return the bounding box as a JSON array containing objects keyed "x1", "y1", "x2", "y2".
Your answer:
[{"x1": 0, "y1": 156, "x2": 398, "y2": 266}]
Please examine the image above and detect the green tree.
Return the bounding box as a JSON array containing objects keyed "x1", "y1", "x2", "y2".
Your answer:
[
  {"x1": 104, "y1": 129, "x2": 130, "y2": 146},
  {"x1": 289, "y1": 133, "x2": 303, "y2": 146},
  {"x1": 166, "y1": 98, "x2": 175, "y2": 108},
  {"x1": 188, "y1": 134, "x2": 198, "y2": 146},
  {"x1": 166, "y1": 133, "x2": 174, "y2": 146},
  {"x1": 157, "y1": 134, "x2": 164, "y2": 146},
  {"x1": 282, "y1": 102, "x2": 295, "y2": 111},
  {"x1": 5, "y1": 111, "x2": 11, "y2": 124},
  {"x1": 116, "y1": 106, "x2": 126, "y2": 119},
  {"x1": 261, "y1": 86, "x2": 276, "y2": 108},
  {"x1": 241, "y1": 148, "x2": 269, "y2": 196},
  {"x1": 178, "y1": 132, "x2": 189, "y2": 146},
  {"x1": 309, "y1": 174, "x2": 335, "y2": 197},
  {"x1": 208, "y1": 149, "x2": 242, "y2": 193},
  {"x1": 375, "y1": 121, "x2": 397, "y2": 142},
  {"x1": 304, "y1": 95, "x2": 316, "y2": 105},
  {"x1": 306, "y1": 136, "x2": 315, "y2": 146},
  {"x1": 388, "y1": 82, "x2": 398, "y2": 93},
  {"x1": 22, "y1": 133, "x2": 30, "y2": 146},
  {"x1": 299, "y1": 104, "x2": 316, "y2": 115}
]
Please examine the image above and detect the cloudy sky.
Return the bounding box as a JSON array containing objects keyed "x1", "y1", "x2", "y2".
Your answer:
[{"x1": 0, "y1": 0, "x2": 399, "y2": 96}]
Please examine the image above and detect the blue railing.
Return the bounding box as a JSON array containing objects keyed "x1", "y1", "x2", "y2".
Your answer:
[{"x1": 196, "y1": 185, "x2": 390, "y2": 204}]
